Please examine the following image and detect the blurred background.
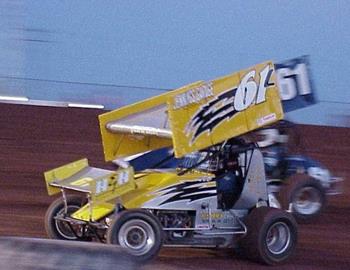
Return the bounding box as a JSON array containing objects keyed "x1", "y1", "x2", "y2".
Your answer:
[{"x1": 0, "y1": 0, "x2": 349, "y2": 126}]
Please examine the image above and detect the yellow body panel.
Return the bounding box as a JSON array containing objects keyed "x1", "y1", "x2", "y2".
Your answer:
[
  {"x1": 71, "y1": 202, "x2": 115, "y2": 221},
  {"x1": 89, "y1": 167, "x2": 136, "y2": 200},
  {"x1": 66, "y1": 170, "x2": 213, "y2": 221},
  {"x1": 121, "y1": 170, "x2": 214, "y2": 209}
]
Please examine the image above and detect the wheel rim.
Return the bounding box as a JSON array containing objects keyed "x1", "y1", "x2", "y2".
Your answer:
[
  {"x1": 294, "y1": 186, "x2": 322, "y2": 215},
  {"x1": 118, "y1": 219, "x2": 155, "y2": 256},
  {"x1": 266, "y1": 221, "x2": 291, "y2": 255},
  {"x1": 55, "y1": 205, "x2": 80, "y2": 240}
]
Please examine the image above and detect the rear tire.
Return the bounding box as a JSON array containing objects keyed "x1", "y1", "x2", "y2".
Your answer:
[
  {"x1": 240, "y1": 207, "x2": 298, "y2": 265},
  {"x1": 45, "y1": 195, "x2": 85, "y2": 240},
  {"x1": 106, "y1": 209, "x2": 163, "y2": 262},
  {"x1": 278, "y1": 174, "x2": 326, "y2": 223}
]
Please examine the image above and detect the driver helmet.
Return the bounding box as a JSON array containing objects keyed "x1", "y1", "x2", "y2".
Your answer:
[{"x1": 256, "y1": 128, "x2": 288, "y2": 148}]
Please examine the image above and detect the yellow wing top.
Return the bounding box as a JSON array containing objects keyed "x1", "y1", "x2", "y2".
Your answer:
[{"x1": 99, "y1": 61, "x2": 283, "y2": 159}]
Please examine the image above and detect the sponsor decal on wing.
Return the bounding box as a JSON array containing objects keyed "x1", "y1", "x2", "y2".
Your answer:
[{"x1": 185, "y1": 65, "x2": 274, "y2": 144}]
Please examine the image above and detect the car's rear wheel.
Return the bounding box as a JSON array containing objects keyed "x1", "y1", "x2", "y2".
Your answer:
[
  {"x1": 45, "y1": 195, "x2": 85, "y2": 240},
  {"x1": 240, "y1": 207, "x2": 297, "y2": 265},
  {"x1": 279, "y1": 174, "x2": 326, "y2": 223},
  {"x1": 106, "y1": 209, "x2": 163, "y2": 261}
]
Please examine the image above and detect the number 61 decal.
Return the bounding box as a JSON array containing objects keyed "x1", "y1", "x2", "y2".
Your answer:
[{"x1": 186, "y1": 64, "x2": 275, "y2": 144}]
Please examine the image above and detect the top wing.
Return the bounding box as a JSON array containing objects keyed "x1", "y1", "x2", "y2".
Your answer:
[{"x1": 99, "y1": 61, "x2": 283, "y2": 160}]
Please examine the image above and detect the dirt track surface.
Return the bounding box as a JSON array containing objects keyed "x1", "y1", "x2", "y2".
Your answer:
[{"x1": 1, "y1": 104, "x2": 350, "y2": 269}]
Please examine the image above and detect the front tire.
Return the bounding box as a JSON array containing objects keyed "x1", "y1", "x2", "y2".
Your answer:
[
  {"x1": 106, "y1": 209, "x2": 163, "y2": 262},
  {"x1": 45, "y1": 195, "x2": 85, "y2": 240},
  {"x1": 240, "y1": 207, "x2": 298, "y2": 265},
  {"x1": 279, "y1": 174, "x2": 326, "y2": 223}
]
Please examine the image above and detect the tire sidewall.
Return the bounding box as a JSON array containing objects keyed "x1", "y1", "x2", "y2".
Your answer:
[
  {"x1": 107, "y1": 209, "x2": 163, "y2": 261},
  {"x1": 258, "y1": 211, "x2": 298, "y2": 265},
  {"x1": 240, "y1": 207, "x2": 298, "y2": 265}
]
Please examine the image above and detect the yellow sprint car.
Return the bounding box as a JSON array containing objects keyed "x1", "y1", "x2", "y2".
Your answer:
[{"x1": 44, "y1": 61, "x2": 297, "y2": 265}]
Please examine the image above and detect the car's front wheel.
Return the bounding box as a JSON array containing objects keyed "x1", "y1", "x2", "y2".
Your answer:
[{"x1": 106, "y1": 209, "x2": 163, "y2": 262}]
